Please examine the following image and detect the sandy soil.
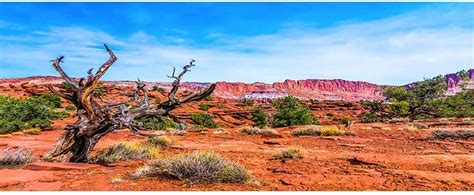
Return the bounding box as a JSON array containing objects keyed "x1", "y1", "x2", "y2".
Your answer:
[{"x1": 1, "y1": 118, "x2": 473, "y2": 191}]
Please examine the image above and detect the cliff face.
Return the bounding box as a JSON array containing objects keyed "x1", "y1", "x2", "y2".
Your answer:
[
  {"x1": 445, "y1": 69, "x2": 474, "y2": 96},
  {"x1": 1, "y1": 68, "x2": 472, "y2": 101},
  {"x1": 213, "y1": 79, "x2": 383, "y2": 101}
]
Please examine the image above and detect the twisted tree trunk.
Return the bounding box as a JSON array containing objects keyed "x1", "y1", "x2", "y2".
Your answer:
[{"x1": 45, "y1": 45, "x2": 215, "y2": 162}]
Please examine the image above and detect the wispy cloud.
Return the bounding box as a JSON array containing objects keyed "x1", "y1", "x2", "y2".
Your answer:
[{"x1": 0, "y1": 6, "x2": 472, "y2": 85}]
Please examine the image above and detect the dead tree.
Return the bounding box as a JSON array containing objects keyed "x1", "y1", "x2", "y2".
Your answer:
[{"x1": 45, "y1": 44, "x2": 216, "y2": 162}]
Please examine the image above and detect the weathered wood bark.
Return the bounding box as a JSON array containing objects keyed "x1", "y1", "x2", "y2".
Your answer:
[{"x1": 45, "y1": 44, "x2": 216, "y2": 162}]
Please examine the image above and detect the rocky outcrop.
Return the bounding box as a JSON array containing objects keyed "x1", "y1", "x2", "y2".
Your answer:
[
  {"x1": 445, "y1": 69, "x2": 474, "y2": 96},
  {"x1": 214, "y1": 79, "x2": 383, "y2": 101}
]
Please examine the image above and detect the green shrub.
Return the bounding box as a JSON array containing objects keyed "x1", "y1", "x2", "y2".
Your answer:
[
  {"x1": 138, "y1": 116, "x2": 178, "y2": 130},
  {"x1": 292, "y1": 126, "x2": 321, "y2": 137},
  {"x1": 0, "y1": 95, "x2": 69, "y2": 134},
  {"x1": 0, "y1": 148, "x2": 33, "y2": 168},
  {"x1": 271, "y1": 149, "x2": 303, "y2": 160},
  {"x1": 433, "y1": 89, "x2": 474, "y2": 118},
  {"x1": 251, "y1": 108, "x2": 269, "y2": 128},
  {"x1": 271, "y1": 96, "x2": 315, "y2": 127},
  {"x1": 147, "y1": 151, "x2": 250, "y2": 185},
  {"x1": 205, "y1": 95, "x2": 213, "y2": 101},
  {"x1": 199, "y1": 104, "x2": 210, "y2": 111},
  {"x1": 65, "y1": 105, "x2": 76, "y2": 111},
  {"x1": 191, "y1": 113, "x2": 218, "y2": 128},
  {"x1": 60, "y1": 81, "x2": 75, "y2": 90}
]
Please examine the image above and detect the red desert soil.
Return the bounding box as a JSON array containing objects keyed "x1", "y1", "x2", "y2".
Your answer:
[{"x1": 1, "y1": 118, "x2": 473, "y2": 191}]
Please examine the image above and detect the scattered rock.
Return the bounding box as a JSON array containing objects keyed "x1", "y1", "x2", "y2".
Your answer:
[{"x1": 263, "y1": 140, "x2": 280, "y2": 145}]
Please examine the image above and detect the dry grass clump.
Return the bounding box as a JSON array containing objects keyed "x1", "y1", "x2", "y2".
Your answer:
[
  {"x1": 321, "y1": 126, "x2": 346, "y2": 136},
  {"x1": 292, "y1": 126, "x2": 321, "y2": 136},
  {"x1": 89, "y1": 137, "x2": 173, "y2": 164},
  {"x1": 271, "y1": 148, "x2": 303, "y2": 160},
  {"x1": 136, "y1": 151, "x2": 251, "y2": 185},
  {"x1": 0, "y1": 148, "x2": 33, "y2": 168},
  {"x1": 144, "y1": 136, "x2": 172, "y2": 149},
  {"x1": 22, "y1": 128, "x2": 41, "y2": 135},
  {"x1": 240, "y1": 127, "x2": 277, "y2": 135},
  {"x1": 89, "y1": 143, "x2": 149, "y2": 164},
  {"x1": 429, "y1": 129, "x2": 474, "y2": 140},
  {"x1": 412, "y1": 123, "x2": 429, "y2": 129}
]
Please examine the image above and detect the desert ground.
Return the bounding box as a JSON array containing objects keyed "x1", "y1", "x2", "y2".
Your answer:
[{"x1": 1, "y1": 115, "x2": 473, "y2": 191}]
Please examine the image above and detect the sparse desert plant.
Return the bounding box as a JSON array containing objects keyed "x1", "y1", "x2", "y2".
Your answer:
[
  {"x1": 292, "y1": 126, "x2": 321, "y2": 137},
  {"x1": 412, "y1": 122, "x2": 428, "y2": 129},
  {"x1": 22, "y1": 127, "x2": 41, "y2": 135},
  {"x1": 251, "y1": 108, "x2": 269, "y2": 128},
  {"x1": 239, "y1": 127, "x2": 277, "y2": 135},
  {"x1": 429, "y1": 130, "x2": 474, "y2": 140},
  {"x1": 271, "y1": 148, "x2": 303, "y2": 160},
  {"x1": 152, "y1": 85, "x2": 165, "y2": 93},
  {"x1": 111, "y1": 176, "x2": 122, "y2": 184},
  {"x1": 271, "y1": 96, "x2": 316, "y2": 127},
  {"x1": 89, "y1": 143, "x2": 150, "y2": 164},
  {"x1": 339, "y1": 117, "x2": 353, "y2": 127},
  {"x1": 205, "y1": 95, "x2": 213, "y2": 101},
  {"x1": 320, "y1": 126, "x2": 345, "y2": 136},
  {"x1": 147, "y1": 151, "x2": 250, "y2": 185},
  {"x1": 191, "y1": 113, "x2": 218, "y2": 128},
  {"x1": 0, "y1": 148, "x2": 33, "y2": 168},
  {"x1": 138, "y1": 116, "x2": 178, "y2": 130},
  {"x1": 144, "y1": 136, "x2": 172, "y2": 149},
  {"x1": 199, "y1": 104, "x2": 210, "y2": 111},
  {"x1": 242, "y1": 98, "x2": 254, "y2": 106}
]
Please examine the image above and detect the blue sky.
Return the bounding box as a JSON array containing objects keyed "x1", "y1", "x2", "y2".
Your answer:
[{"x1": 0, "y1": 3, "x2": 472, "y2": 85}]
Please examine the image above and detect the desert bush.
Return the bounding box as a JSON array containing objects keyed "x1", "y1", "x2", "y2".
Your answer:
[
  {"x1": 144, "y1": 136, "x2": 172, "y2": 149},
  {"x1": 0, "y1": 148, "x2": 33, "y2": 168},
  {"x1": 250, "y1": 108, "x2": 269, "y2": 128},
  {"x1": 412, "y1": 123, "x2": 428, "y2": 129},
  {"x1": 22, "y1": 127, "x2": 41, "y2": 135},
  {"x1": 429, "y1": 130, "x2": 474, "y2": 140},
  {"x1": 361, "y1": 111, "x2": 382, "y2": 123},
  {"x1": 271, "y1": 96, "x2": 316, "y2": 127},
  {"x1": 152, "y1": 85, "x2": 165, "y2": 93},
  {"x1": 147, "y1": 151, "x2": 250, "y2": 185},
  {"x1": 191, "y1": 113, "x2": 218, "y2": 128},
  {"x1": 242, "y1": 98, "x2": 254, "y2": 106},
  {"x1": 65, "y1": 105, "x2": 76, "y2": 111},
  {"x1": 271, "y1": 148, "x2": 303, "y2": 160},
  {"x1": 292, "y1": 126, "x2": 321, "y2": 137},
  {"x1": 0, "y1": 95, "x2": 69, "y2": 134},
  {"x1": 239, "y1": 127, "x2": 277, "y2": 135},
  {"x1": 321, "y1": 126, "x2": 345, "y2": 136},
  {"x1": 89, "y1": 143, "x2": 150, "y2": 164},
  {"x1": 205, "y1": 95, "x2": 213, "y2": 101},
  {"x1": 199, "y1": 104, "x2": 210, "y2": 111},
  {"x1": 138, "y1": 116, "x2": 178, "y2": 130}
]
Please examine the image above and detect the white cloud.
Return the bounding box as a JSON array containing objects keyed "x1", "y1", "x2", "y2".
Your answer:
[{"x1": 0, "y1": 7, "x2": 472, "y2": 85}]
